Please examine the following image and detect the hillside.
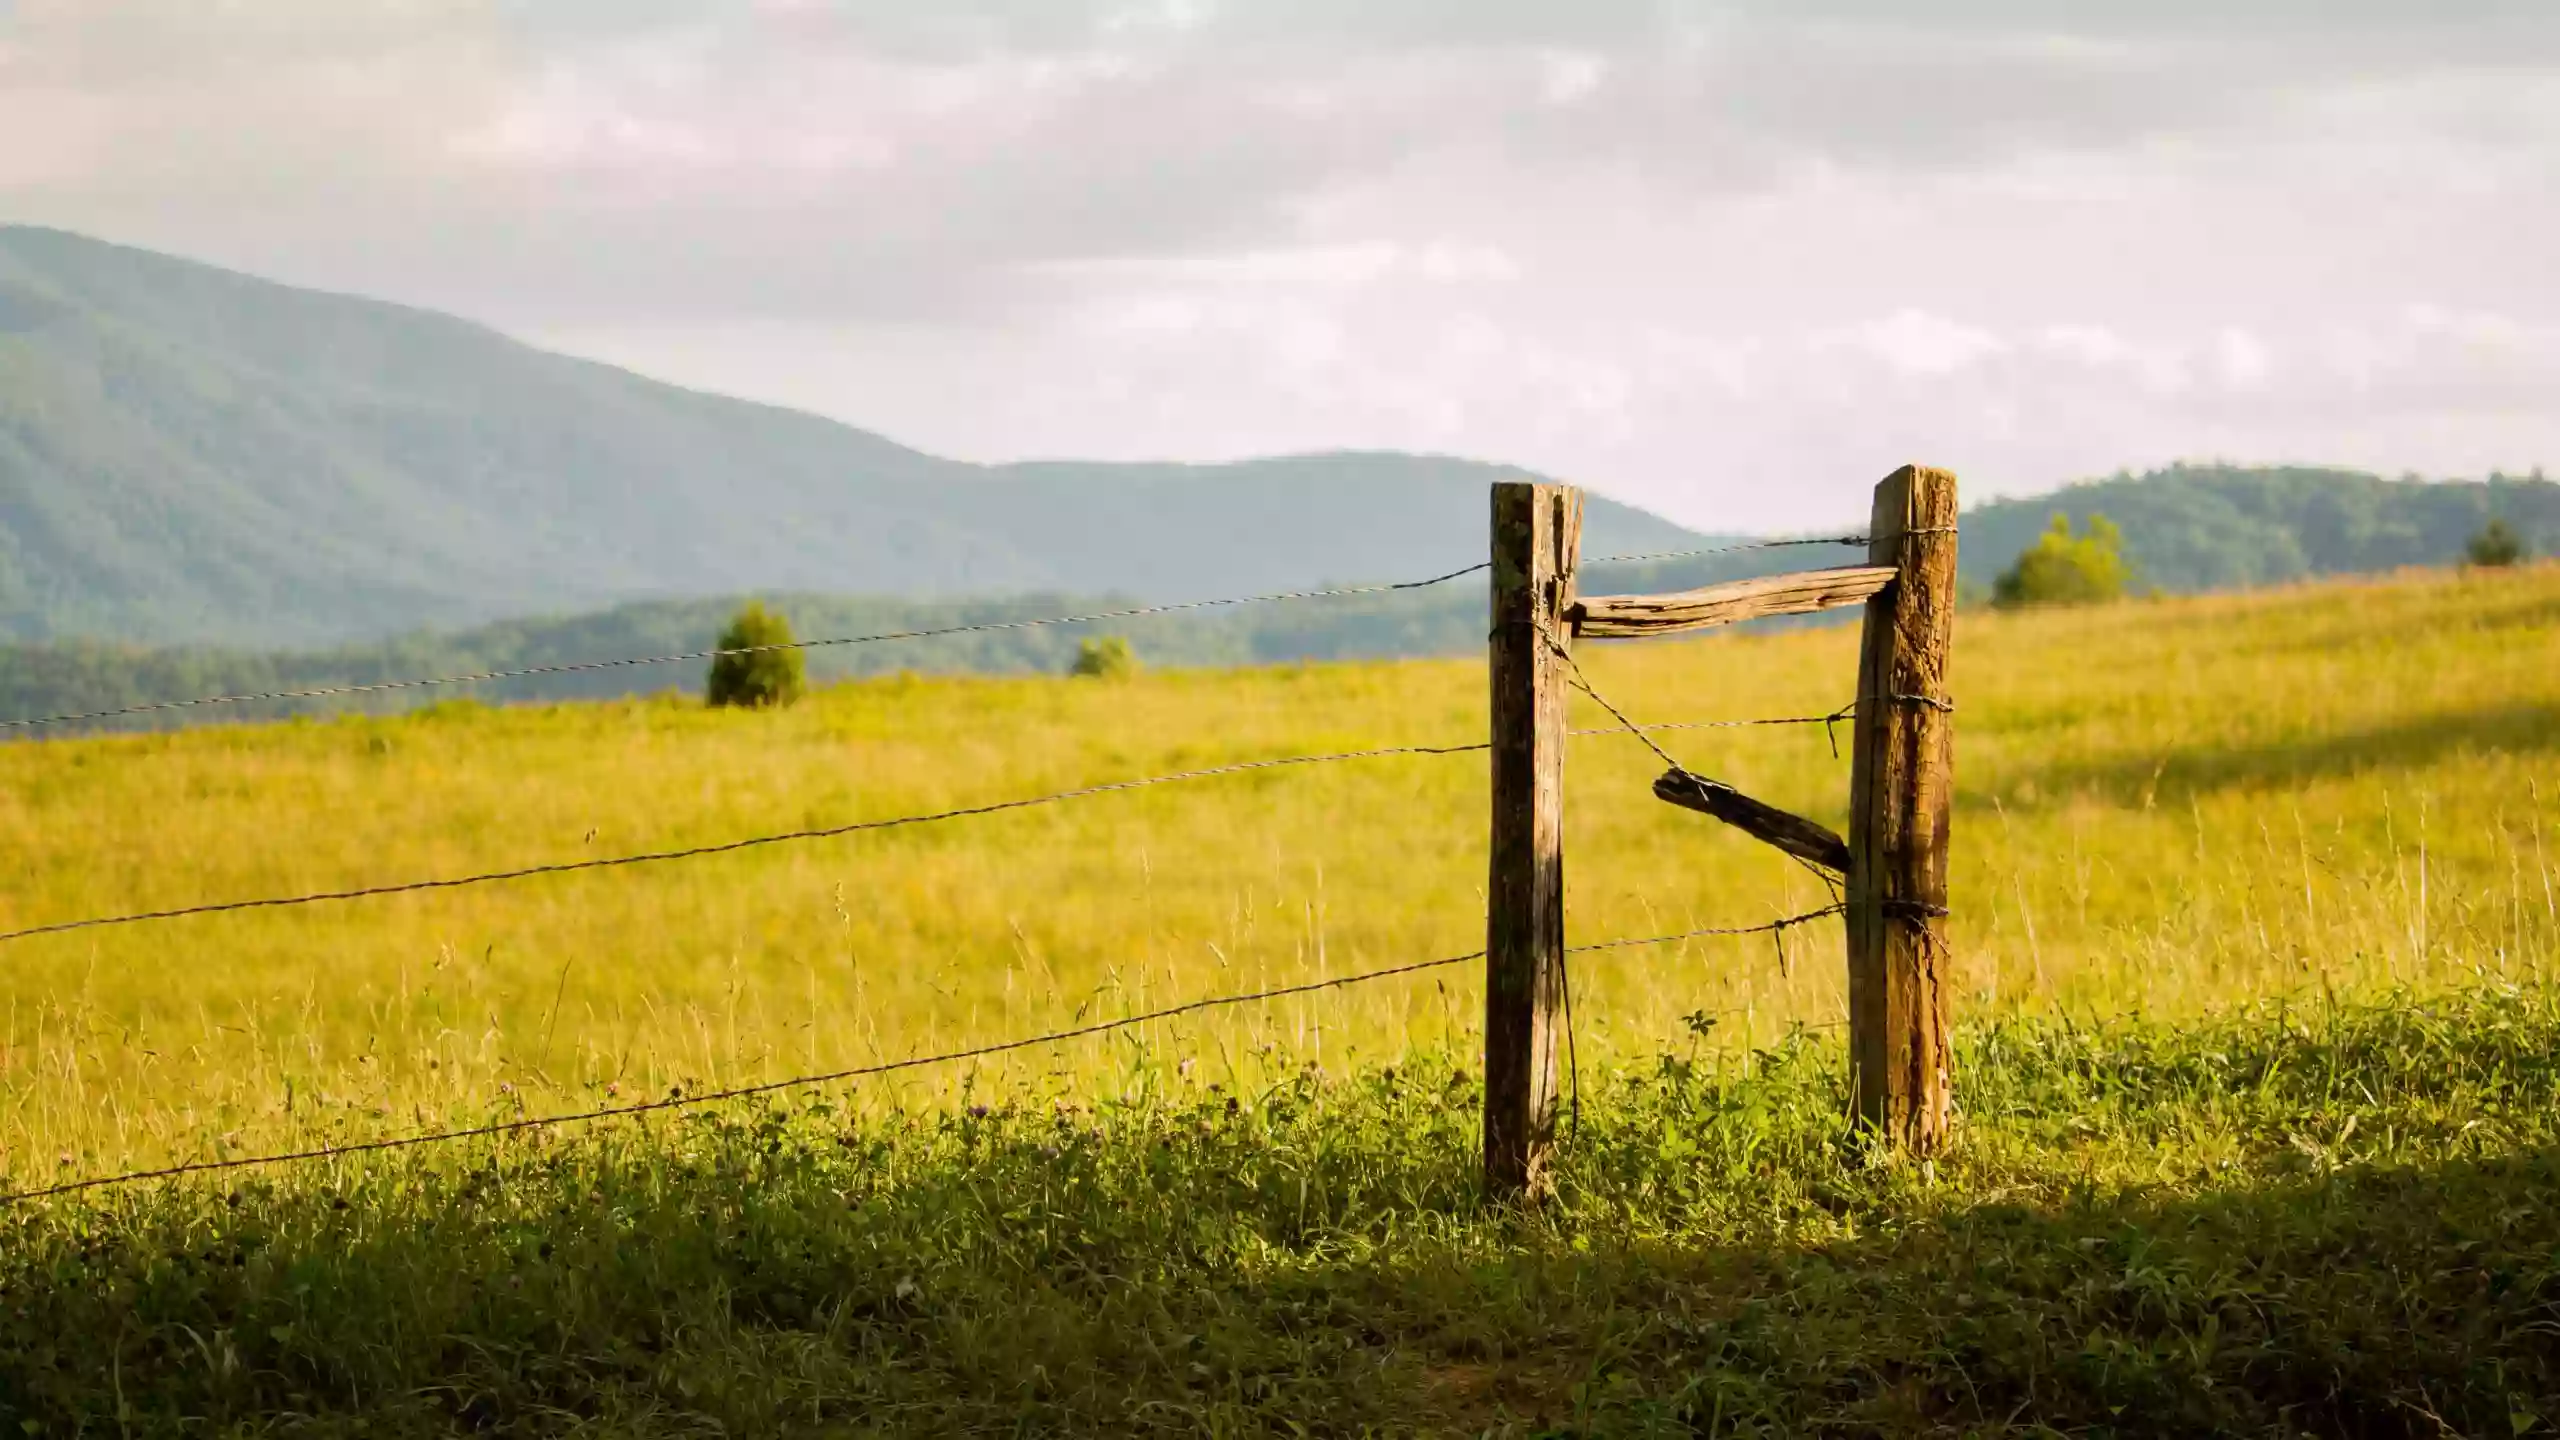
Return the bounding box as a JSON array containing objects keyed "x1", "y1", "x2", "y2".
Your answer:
[
  {"x1": 9, "y1": 478, "x2": 2553, "y2": 733},
  {"x1": 1964, "y1": 462, "x2": 2560, "y2": 592},
  {"x1": 0, "y1": 226, "x2": 1704, "y2": 646},
  {"x1": 0, "y1": 544, "x2": 1881, "y2": 730},
  {"x1": 5, "y1": 226, "x2": 2553, "y2": 678}
]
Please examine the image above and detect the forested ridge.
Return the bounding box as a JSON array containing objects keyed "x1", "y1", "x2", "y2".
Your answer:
[{"x1": 8, "y1": 460, "x2": 2550, "y2": 734}]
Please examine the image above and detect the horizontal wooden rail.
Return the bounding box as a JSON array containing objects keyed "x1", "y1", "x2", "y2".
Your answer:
[
  {"x1": 1651, "y1": 770, "x2": 1851, "y2": 876},
  {"x1": 1570, "y1": 565, "x2": 1896, "y2": 640}
]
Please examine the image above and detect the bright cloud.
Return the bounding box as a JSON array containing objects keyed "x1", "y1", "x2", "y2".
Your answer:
[{"x1": 1, "y1": 0, "x2": 2556, "y2": 528}]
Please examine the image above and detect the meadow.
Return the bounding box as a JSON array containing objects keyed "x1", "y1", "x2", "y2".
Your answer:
[{"x1": 4, "y1": 563, "x2": 2559, "y2": 1434}]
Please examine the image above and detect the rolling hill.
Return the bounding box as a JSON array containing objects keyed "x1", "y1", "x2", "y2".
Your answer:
[
  {"x1": 1, "y1": 223, "x2": 2553, "y2": 723},
  {"x1": 0, "y1": 225, "x2": 1707, "y2": 647},
  {"x1": 1965, "y1": 462, "x2": 2559, "y2": 594}
]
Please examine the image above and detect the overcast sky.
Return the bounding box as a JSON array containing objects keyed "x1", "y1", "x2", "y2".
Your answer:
[{"x1": 3, "y1": 1, "x2": 2556, "y2": 530}]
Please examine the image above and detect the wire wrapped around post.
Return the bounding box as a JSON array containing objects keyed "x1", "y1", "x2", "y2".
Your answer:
[{"x1": 1845, "y1": 465, "x2": 1961, "y2": 1154}]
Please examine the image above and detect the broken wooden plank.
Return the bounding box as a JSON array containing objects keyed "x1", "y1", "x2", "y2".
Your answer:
[
  {"x1": 1571, "y1": 565, "x2": 1897, "y2": 640},
  {"x1": 1651, "y1": 769, "x2": 1851, "y2": 876}
]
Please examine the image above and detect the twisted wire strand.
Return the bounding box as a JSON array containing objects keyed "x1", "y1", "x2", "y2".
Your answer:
[
  {"x1": 0, "y1": 908, "x2": 1848, "y2": 1206},
  {"x1": 4, "y1": 533, "x2": 1879, "y2": 735},
  {"x1": 0, "y1": 565, "x2": 1489, "y2": 733},
  {"x1": 0, "y1": 741, "x2": 1485, "y2": 946},
  {"x1": 1550, "y1": 633, "x2": 1847, "y2": 903},
  {"x1": 0, "y1": 716, "x2": 1847, "y2": 948},
  {"x1": 1580, "y1": 534, "x2": 1871, "y2": 568}
]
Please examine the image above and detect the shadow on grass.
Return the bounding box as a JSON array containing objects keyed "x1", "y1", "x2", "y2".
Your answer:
[
  {"x1": 1560, "y1": 1148, "x2": 2560, "y2": 1436},
  {"x1": 5, "y1": 1032, "x2": 2558, "y2": 1437},
  {"x1": 1970, "y1": 699, "x2": 2560, "y2": 812}
]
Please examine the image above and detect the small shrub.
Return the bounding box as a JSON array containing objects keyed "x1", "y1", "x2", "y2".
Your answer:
[
  {"x1": 2466, "y1": 517, "x2": 2528, "y2": 569},
  {"x1": 1993, "y1": 513, "x2": 2129, "y2": 609},
  {"x1": 706, "y1": 602, "x2": 807, "y2": 709},
  {"x1": 1070, "y1": 635, "x2": 1140, "y2": 680}
]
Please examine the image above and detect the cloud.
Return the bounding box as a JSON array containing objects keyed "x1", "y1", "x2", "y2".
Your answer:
[
  {"x1": 1827, "y1": 311, "x2": 2010, "y2": 378},
  {"x1": 11, "y1": 0, "x2": 2554, "y2": 327},
  {"x1": 2, "y1": 0, "x2": 2558, "y2": 530}
]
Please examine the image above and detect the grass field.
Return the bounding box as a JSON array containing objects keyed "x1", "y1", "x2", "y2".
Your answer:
[{"x1": 5, "y1": 564, "x2": 2560, "y2": 1433}]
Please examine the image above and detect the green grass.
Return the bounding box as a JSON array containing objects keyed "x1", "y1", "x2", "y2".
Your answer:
[
  {"x1": 5, "y1": 564, "x2": 2554, "y2": 1174},
  {"x1": 8, "y1": 992, "x2": 2560, "y2": 1434},
  {"x1": 3, "y1": 564, "x2": 2559, "y2": 1433}
]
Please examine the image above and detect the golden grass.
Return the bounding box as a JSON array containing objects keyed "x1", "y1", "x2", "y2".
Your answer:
[{"x1": 4, "y1": 563, "x2": 2556, "y2": 1175}]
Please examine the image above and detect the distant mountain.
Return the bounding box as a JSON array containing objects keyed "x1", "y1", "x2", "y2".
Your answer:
[
  {"x1": 4, "y1": 226, "x2": 2553, "y2": 722},
  {"x1": 0, "y1": 226, "x2": 1707, "y2": 647},
  {"x1": 0, "y1": 531, "x2": 1891, "y2": 733},
  {"x1": 1959, "y1": 463, "x2": 2559, "y2": 592},
  {"x1": 7, "y1": 463, "x2": 2553, "y2": 735}
]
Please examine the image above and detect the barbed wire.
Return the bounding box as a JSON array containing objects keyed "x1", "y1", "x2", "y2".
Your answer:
[
  {"x1": 2, "y1": 535, "x2": 1877, "y2": 735},
  {"x1": 1581, "y1": 535, "x2": 1870, "y2": 568},
  {"x1": 0, "y1": 740, "x2": 1486, "y2": 946},
  {"x1": 0, "y1": 523, "x2": 1921, "y2": 1205},
  {"x1": 1570, "y1": 908, "x2": 1845, "y2": 952},
  {"x1": 1571, "y1": 712, "x2": 1848, "y2": 739},
  {"x1": 0, "y1": 907, "x2": 1849, "y2": 1206},
  {"x1": 1551, "y1": 634, "x2": 1848, "y2": 904},
  {"x1": 0, "y1": 565, "x2": 1487, "y2": 733},
  {"x1": 0, "y1": 716, "x2": 1849, "y2": 948}
]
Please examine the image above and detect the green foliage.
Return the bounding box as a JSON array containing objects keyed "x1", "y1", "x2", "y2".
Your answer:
[
  {"x1": 1069, "y1": 634, "x2": 1140, "y2": 679},
  {"x1": 704, "y1": 602, "x2": 806, "y2": 709},
  {"x1": 1954, "y1": 462, "x2": 2560, "y2": 595},
  {"x1": 2468, "y1": 517, "x2": 2529, "y2": 568},
  {"x1": 1992, "y1": 512, "x2": 2129, "y2": 609},
  {"x1": 9, "y1": 994, "x2": 2560, "y2": 1433}
]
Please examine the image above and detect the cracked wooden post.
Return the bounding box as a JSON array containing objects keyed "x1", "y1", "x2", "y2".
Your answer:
[
  {"x1": 1846, "y1": 465, "x2": 1959, "y2": 1153},
  {"x1": 1484, "y1": 480, "x2": 1580, "y2": 1200}
]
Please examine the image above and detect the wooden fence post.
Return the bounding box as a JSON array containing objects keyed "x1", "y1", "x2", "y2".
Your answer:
[
  {"x1": 1846, "y1": 465, "x2": 1959, "y2": 1153},
  {"x1": 1485, "y1": 481, "x2": 1580, "y2": 1199}
]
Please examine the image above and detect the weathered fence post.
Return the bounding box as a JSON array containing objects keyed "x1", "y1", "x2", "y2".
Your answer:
[
  {"x1": 1846, "y1": 465, "x2": 1959, "y2": 1153},
  {"x1": 1485, "y1": 481, "x2": 1581, "y2": 1199}
]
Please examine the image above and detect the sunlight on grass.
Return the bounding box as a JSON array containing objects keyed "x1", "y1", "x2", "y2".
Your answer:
[{"x1": 1, "y1": 564, "x2": 2555, "y2": 1178}]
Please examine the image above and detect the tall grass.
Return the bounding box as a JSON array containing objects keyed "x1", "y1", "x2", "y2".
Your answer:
[
  {"x1": 6, "y1": 565, "x2": 2560, "y2": 1434},
  {"x1": 1, "y1": 565, "x2": 2555, "y2": 1180}
]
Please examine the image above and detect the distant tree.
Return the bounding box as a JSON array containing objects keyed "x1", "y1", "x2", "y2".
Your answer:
[
  {"x1": 2466, "y1": 517, "x2": 2528, "y2": 569},
  {"x1": 1992, "y1": 514, "x2": 2130, "y2": 609},
  {"x1": 705, "y1": 601, "x2": 807, "y2": 709},
  {"x1": 1069, "y1": 635, "x2": 1141, "y2": 679}
]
